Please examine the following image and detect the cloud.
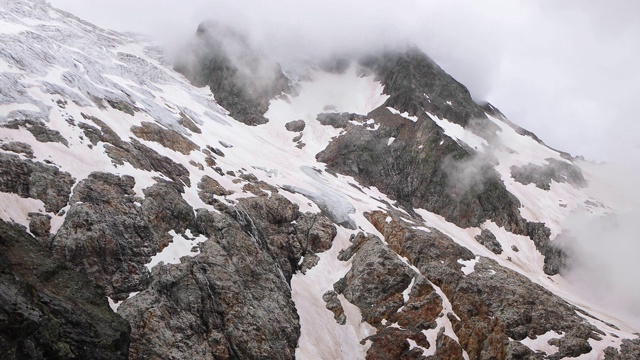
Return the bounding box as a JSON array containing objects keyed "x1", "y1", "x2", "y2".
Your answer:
[{"x1": 559, "y1": 158, "x2": 640, "y2": 328}]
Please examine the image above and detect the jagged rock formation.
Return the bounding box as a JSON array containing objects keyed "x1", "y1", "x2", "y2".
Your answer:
[
  {"x1": 361, "y1": 48, "x2": 489, "y2": 128},
  {"x1": 335, "y1": 232, "x2": 449, "y2": 359},
  {"x1": 0, "y1": 152, "x2": 74, "y2": 213},
  {"x1": 174, "y1": 21, "x2": 290, "y2": 125},
  {"x1": 366, "y1": 211, "x2": 604, "y2": 359},
  {"x1": 605, "y1": 338, "x2": 640, "y2": 359},
  {"x1": 475, "y1": 228, "x2": 503, "y2": 254},
  {"x1": 510, "y1": 158, "x2": 587, "y2": 190},
  {"x1": 316, "y1": 101, "x2": 525, "y2": 232},
  {"x1": 0, "y1": 220, "x2": 130, "y2": 359},
  {"x1": 51, "y1": 172, "x2": 165, "y2": 299},
  {"x1": 119, "y1": 193, "x2": 336, "y2": 359}
]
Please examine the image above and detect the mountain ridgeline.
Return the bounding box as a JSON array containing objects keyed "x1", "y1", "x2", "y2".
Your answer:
[{"x1": 0, "y1": 2, "x2": 638, "y2": 359}]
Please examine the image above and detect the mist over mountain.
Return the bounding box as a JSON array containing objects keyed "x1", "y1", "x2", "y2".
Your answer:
[
  {"x1": 1, "y1": 1, "x2": 639, "y2": 359},
  {"x1": 49, "y1": 0, "x2": 640, "y2": 162}
]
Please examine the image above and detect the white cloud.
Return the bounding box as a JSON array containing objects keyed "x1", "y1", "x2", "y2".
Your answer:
[{"x1": 560, "y1": 159, "x2": 640, "y2": 328}]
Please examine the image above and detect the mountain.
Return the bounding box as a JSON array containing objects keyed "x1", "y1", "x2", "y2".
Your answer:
[{"x1": 1, "y1": 1, "x2": 639, "y2": 359}]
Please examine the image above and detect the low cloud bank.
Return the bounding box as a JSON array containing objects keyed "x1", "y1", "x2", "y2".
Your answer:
[{"x1": 559, "y1": 158, "x2": 640, "y2": 328}]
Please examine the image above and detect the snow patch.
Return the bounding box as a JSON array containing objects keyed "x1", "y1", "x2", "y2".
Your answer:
[
  {"x1": 458, "y1": 257, "x2": 479, "y2": 275},
  {"x1": 519, "y1": 330, "x2": 561, "y2": 355},
  {"x1": 408, "y1": 338, "x2": 430, "y2": 356},
  {"x1": 145, "y1": 230, "x2": 207, "y2": 270},
  {"x1": 387, "y1": 137, "x2": 395, "y2": 146},
  {"x1": 0, "y1": 192, "x2": 46, "y2": 229},
  {"x1": 293, "y1": 227, "x2": 375, "y2": 359},
  {"x1": 427, "y1": 112, "x2": 488, "y2": 152},
  {"x1": 387, "y1": 107, "x2": 418, "y2": 122}
]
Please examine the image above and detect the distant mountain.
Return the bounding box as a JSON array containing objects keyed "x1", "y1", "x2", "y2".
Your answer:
[{"x1": 0, "y1": 1, "x2": 638, "y2": 359}]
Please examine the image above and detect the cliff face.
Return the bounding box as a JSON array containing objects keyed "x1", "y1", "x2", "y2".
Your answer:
[
  {"x1": 174, "y1": 21, "x2": 290, "y2": 126},
  {"x1": 0, "y1": 220, "x2": 130, "y2": 360},
  {"x1": 1, "y1": 1, "x2": 638, "y2": 359}
]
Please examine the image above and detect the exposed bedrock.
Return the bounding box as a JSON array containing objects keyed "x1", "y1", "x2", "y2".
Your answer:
[
  {"x1": 317, "y1": 48, "x2": 567, "y2": 275},
  {"x1": 0, "y1": 152, "x2": 75, "y2": 213},
  {"x1": 118, "y1": 193, "x2": 336, "y2": 359},
  {"x1": 174, "y1": 21, "x2": 290, "y2": 126},
  {"x1": 0, "y1": 220, "x2": 130, "y2": 360},
  {"x1": 364, "y1": 210, "x2": 604, "y2": 359}
]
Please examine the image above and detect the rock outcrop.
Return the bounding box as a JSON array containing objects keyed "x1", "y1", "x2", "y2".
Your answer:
[
  {"x1": 119, "y1": 194, "x2": 336, "y2": 359},
  {"x1": 316, "y1": 106, "x2": 526, "y2": 231},
  {"x1": 80, "y1": 113, "x2": 192, "y2": 187},
  {"x1": 174, "y1": 22, "x2": 290, "y2": 126},
  {"x1": 475, "y1": 228, "x2": 503, "y2": 254},
  {"x1": 366, "y1": 210, "x2": 603, "y2": 359},
  {"x1": 510, "y1": 158, "x2": 587, "y2": 190},
  {"x1": 51, "y1": 172, "x2": 160, "y2": 300},
  {"x1": 0, "y1": 220, "x2": 130, "y2": 360},
  {"x1": 0, "y1": 152, "x2": 74, "y2": 213}
]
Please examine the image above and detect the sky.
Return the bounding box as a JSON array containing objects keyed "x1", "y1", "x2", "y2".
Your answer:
[{"x1": 48, "y1": 0, "x2": 640, "y2": 328}]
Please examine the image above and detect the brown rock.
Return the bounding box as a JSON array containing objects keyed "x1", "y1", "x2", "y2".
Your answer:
[
  {"x1": 285, "y1": 120, "x2": 306, "y2": 132},
  {"x1": 131, "y1": 121, "x2": 199, "y2": 155}
]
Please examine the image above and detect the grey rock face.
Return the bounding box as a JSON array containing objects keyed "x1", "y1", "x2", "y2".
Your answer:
[
  {"x1": 27, "y1": 212, "x2": 51, "y2": 246},
  {"x1": 120, "y1": 194, "x2": 336, "y2": 360},
  {"x1": 316, "y1": 112, "x2": 369, "y2": 129},
  {"x1": 360, "y1": 47, "x2": 489, "y2": 128},
  {"x1": 367, "y1": 211, "x2": 603, "y2": 359},
  {"x1": 174, "y1": 21, "x2": 290, "y2": 126},
  {"x1": 131, "y1": 121, "x2": 199, "y2": 155},
  {"x1": 322, "y1": 290, "x2": 346, "y2": 325},
  {"x1": 198, "y1": 175, "x2": 233, "y2": 204},
  {"x1": 0, "y1": 141, "x2": 34, "y2": 158},
  {"x1": 511, "y1": 158, "x2": 587, "y2": 190},
  {"x1": 51, "y1": 174, "x2": 195, "y2": 301},
  {"x1": 51, "y1": 172, "x2": 161, "y2": 299},
  {"x1": 475, "y1": 228, "x2": 503, "y2": 254},
  {"x1": 80, "y1": 113, "x2": 191, "y2": 186},
  {"x1": 0, "y1": 220, "x2": 130, "y2": 360},
  {"x1": 285, "y1": 119, "x2": 306, "y2": 132},
  {"x1": 316, "y1": 106, "x2": 527, "y2": 232},
  {"x1": 0, "y1": 152, "x2": 74, "y2": 213},
  {"x1": 141, "y1": 180, "x2": 195, "y2": 235},
  {"x1": 527, "y1": 222, "x2": 566, "y2": 276},
  {"x1": 334, "y1": 232, "x2": 446, "y2": 359},
  {"x1": 336, "y1": 233, "x2": 414, "y2": 325},
  {"x1": 3, "y1": 119, "x2": 69, "y2": 147},
  {"x1": 234, "y1": 194, "x2": 337, "y2": 281},
  {"x1": 604, "y1": 338, "x2": 640, "y2": 359}
]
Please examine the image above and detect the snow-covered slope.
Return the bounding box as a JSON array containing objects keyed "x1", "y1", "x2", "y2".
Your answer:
[{"x1": 1, "y1": 1, "x2": 638, "y2": 359}]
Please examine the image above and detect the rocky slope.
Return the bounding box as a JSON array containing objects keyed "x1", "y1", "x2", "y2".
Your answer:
[
  {"x1": 0, "y1": 1, "x2": 638, "y2": 359},
  {"x1": 0, "y1": 219, "x2": 130, "y2": 359}
]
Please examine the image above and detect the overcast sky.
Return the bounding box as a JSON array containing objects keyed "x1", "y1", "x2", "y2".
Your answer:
[{"x1": 49, "y1": 0, "x2": 640, "y2": 162}]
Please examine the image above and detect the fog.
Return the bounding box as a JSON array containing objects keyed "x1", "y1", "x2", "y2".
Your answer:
[
  {"x1": 49, "y1": 0, "x2": 640, "y2": 328},
  {"x1": 561, "y1": 158, "x2": 640, "y2": 328}
]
